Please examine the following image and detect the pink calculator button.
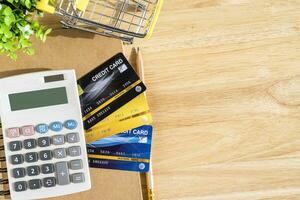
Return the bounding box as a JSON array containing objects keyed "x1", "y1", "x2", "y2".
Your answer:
[
  {"x1": 7, "y1": 128, "x2": 20, "y2": 138},
  {"x1": 21, "y1": 125, "x2": 35, "y2": 136}
]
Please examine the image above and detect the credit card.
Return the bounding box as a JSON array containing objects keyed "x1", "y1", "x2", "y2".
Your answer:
[
  {"x1": 87, "y1": 125, "x2": 153, "y2": 172},
  {"x1": 96, "y1": 93, "x2": 150, "y2": 125},
  {"x1": 85, "y1": 93, "x2": 152, "y2": 143},
  {"x1": 78, "y1": 53, "x2": 146, "y2": 130},
  {"x1": 85, "y1": 111, "x2": 152, "y2": 143}
]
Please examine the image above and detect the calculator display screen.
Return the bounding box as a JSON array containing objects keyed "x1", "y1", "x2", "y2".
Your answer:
[{"x1": 9, "y1": 87, "x2": 68, "y2": 111}]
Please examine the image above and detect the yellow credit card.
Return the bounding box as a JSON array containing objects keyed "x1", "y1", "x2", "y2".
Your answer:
[
  {"x1": 85, "y1": 93, "x2": 152, "y2": 143},
  {"x1": 94, "y1": 93, "x2": 150, "y2": 126},
  {"x1": 85, "y1": 111, "x2": 152, "y2": 143}
]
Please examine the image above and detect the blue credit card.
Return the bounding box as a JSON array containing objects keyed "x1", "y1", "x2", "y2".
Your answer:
[{"x1": 87, "y1": 125, "x2": 153, "y2": 172}]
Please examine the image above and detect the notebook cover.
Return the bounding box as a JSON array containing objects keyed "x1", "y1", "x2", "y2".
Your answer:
[{"x1": 0, "y1": 29, "x2": 143, "y2": 200}]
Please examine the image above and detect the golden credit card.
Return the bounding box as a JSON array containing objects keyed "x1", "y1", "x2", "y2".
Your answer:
[{"x1": 84, "y1": 93, "x2": 152, "y2": 143}]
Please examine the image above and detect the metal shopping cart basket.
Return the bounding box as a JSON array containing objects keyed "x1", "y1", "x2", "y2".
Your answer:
[{"x1": 37, "y1": 0, "x2": 163, "y2": 43}]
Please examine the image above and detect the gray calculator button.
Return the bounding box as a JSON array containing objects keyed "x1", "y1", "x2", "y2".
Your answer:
[
  {"x1": 67, "y1": 146, "x2": 81, "y2": 157},
  {"x1": 39, "y1": 150, "x2": 52, "y2": 161},
  {"x1": 28, "y1": 179, "x2": 42, "y2": 190},
  {"x1": 37, "y1": 137, "x2": 51, "y2": 147},
  {"x1": 27, "y1": 165, "x2": 40, "y2": 176},
  {"x1": 66, "y1": 132, "x2": 79, "y2": 143},
  {"x1": 11, "y1": 154, "x2": 24, "y2": 165},
  {"x1": 55, "y1": 162, "x2": 70, "y2": 185},
  {"x1": 23, "y1": 139, "x2": 37, "y2": 149},
  {"x1": 43, "y1": 177, "x2": 56, "y2": 187},
  {"x1": 41, "y1": 163, "x2": 54, "y2": 174},
  {"x1": 12, "y1": 168, "x2": 26, "y2": 178},
  {"x1": 9, "y1": 141, "x2": 22, "y2": 151},
  {"x1": 71, "y1": 173, "x2": 85, "y2": 183},
  {"x1": 25, "y1": 152, "x2": 38, "y2": 163},
  {"x1": 69, "y1": 159, "x2": 83, "y2": 170},
  {"x1": 53, "y1": 148, "x2": 67, "y2": 159},
  {"x1": 52, "y1": 135, "x2": 65, "y2": 145},
  {"x1": 14, "y1": 181, "x2": 27, "y2": 192}
]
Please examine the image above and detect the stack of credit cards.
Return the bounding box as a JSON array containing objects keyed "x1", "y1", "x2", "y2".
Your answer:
[
  {"x1": 78, "y1": 53, "x2": 153, "y2": 172},
  {"x1": 84, "y1": 93, "x2": 152, "y2": 143},
  {"x1": 78, "y1": 53, "x2": 148, "y2": 131}
]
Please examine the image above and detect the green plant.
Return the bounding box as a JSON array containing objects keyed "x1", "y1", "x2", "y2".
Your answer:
[{"x1": 0, "y1": 0, "x2": 52, "y2": 60}]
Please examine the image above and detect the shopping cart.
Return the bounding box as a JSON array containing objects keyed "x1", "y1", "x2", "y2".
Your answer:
[{"x1": 37, "y1": 0, "x2": 163, "y2": 43}]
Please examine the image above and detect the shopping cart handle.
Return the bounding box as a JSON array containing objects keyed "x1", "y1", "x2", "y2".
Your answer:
[
  {"x1": 36, "y1": 0, "x2": 55, "y2": 14},
  {"x1": 146, "y1": 0, "x2": 164, "y2": 39}
]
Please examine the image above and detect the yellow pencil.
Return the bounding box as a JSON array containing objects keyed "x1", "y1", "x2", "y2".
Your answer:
[
  {"x1": 146, "y1": 160, "x2": 155, "y2": 200},
  {"x1": 136, "y1": 47, "x2": 145, "y2": 82},
  {"x1": 135, "y1": 47, "x2": 155, "y2": 200}
]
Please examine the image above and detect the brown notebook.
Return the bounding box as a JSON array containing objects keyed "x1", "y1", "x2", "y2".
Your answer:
[{"x1": 0, "y1": 29, "x2": 143, "y2": 200}]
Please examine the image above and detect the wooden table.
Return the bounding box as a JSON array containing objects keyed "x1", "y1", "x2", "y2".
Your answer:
[{"x1": 129, "y1": 0, "x2": 300, "y2": 199}]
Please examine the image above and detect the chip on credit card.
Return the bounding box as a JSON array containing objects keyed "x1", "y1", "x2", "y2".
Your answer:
[{"x1": 78, "y1": 53, "x2": 146, "y2": 130}]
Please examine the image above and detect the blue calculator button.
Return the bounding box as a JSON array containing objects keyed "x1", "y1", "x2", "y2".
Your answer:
[
  {"x1": 50, "y1": 121, "x2": 63, "y2": 132},
  {"x1": 35, "y1": 124, "x2": 48, "y2": 134},
  {"x1": 64, "y1": 120, "x2": 77, "y2": 130}
]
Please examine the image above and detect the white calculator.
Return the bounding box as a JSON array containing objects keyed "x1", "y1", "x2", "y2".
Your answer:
[{"x1": 0, "y1": 70, "x2": 91, "y2": 200}]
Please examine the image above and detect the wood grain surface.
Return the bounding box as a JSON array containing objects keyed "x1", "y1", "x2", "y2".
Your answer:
[{"x1": 126, "y1": 0, "x2": 300, "y2": 199}]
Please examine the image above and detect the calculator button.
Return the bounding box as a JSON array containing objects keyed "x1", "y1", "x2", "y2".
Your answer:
[
  {"x1": 11, "y1": 154, "x2": 24, "y2": 165},
  {"x1": 66, "y1": 132, "x2": 79, "y2": 143},
  {"x1": 53, "y1": 148, "x2": 67, "y2": 159},
  {"x1": 21, "y1": 125, "x2": 35, "y2": 136},
  {"x1": 14, "y1": 181, "x2": 27, "y2": 192},
  {"x1": 28, "y1": 179, "x2": 42, "y2": 190},
  {"x1": 69, "y1": 159, "x2": 83, "y2": 170},
  {"x1": 35, "y1": 123, "x2": 48, "y2": 134},
  {"x1": 37, "y1": 137, "x2": 51, "y2": 147},
  {"x1": 64, "y1": 120, "x2": 77, "y2": 130},
  {"x1": 25, "y1": 152, "x2": 38, "y2": 163},
  {"x1": 55, "y1": 162, "x2": 70, "y2": 185},
  {"x1": 52, "y1": 135, "x2": 65, "y2": 145},
  {"x1": 41, "y1": 163, "x2": 55, "y2": 174},
  {"x1": 67, "y1": 146, "x2": 81, "y2": 157},
  {"x1": 12, "y1": 168, "x2": 26, "y2": 178},
  {"x1": 7, "y1": 128, "x2": 20, "y2": 138},
  {"x1": 24, "y1": 139, "x2": 37, "y2": 149},
  {"x1": 71, "y1": 173, "x2": 85, "y2": 183},
  {"x1": 39, "y1": 150, "x2": 53, "y2": 161},
  {"x1": 50, "y1": 121, "x2": 63, "y2": 132},
  {"x1": 9, "y1": 141, "x2": 22, "y2": 151},
  {"x1": 27, "y1": 165, "x2": 40, "y2": 176},
  {"x1": 43, "y1": 177, "x2": 56, "y2": 188}
]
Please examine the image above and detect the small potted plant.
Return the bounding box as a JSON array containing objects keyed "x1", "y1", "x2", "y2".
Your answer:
[{"x1": 0, "y1": 0, "x2": 51, "y2": 60}]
